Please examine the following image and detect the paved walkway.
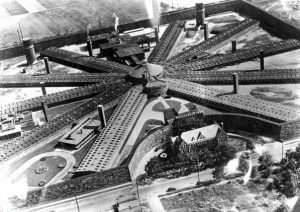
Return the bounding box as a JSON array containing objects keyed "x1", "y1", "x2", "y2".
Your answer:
[{"x1": 148, "y1": 196, "x2": 165, "y2": 212}]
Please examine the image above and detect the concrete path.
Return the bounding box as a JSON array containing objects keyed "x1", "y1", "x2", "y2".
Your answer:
[{"x1": 148, "y1": 196, "x2": 165, "y2": 212}]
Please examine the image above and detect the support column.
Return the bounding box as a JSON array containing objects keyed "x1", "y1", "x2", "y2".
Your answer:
[
  {"x1": 260, "y1": 50, "x2": 264, "y2": 71},
  {"x1": 87, "y1": 39, "x2": 93, "y2": 56},
  {"x1": 232, "y1": 73, "x2": 239, "y2": 94},
  {"x1": 204, "y1": 23, "x2": 208, "y2": 40},
  {"x1": 98, "y1": 105, "x2": 106, "y2": 128},
  {"x1": 196, "y1": 3, "x2": 205, "y2": 26},
  {"x1": 154, "y1": 26, "x2": 159, "y2": 44},
  {"x1": 232, "y1": 40, "x2": 237, "y2": 53},
  {"x1": 41, "y1": 100, "x2": 49, "y2": 123},
  {"x1": 44, "y1": 57, "x2": 51, "y2": 74},
  {"x1": 40, "y1": 82, "x2": 46, "y2": 95}
]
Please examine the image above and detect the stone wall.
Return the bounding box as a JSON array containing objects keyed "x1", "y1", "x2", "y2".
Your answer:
[
  {"x1": 280, "y1": 120, "x2": 300, "y2": 140},
  {"x1": 203, "y1": 113, "x2": 281, "y2": 139},
  {"x1": 240, "y1": 0, "x2": 300, "y2": 40},
  {"x1": 0, "y1": 0, "x2": 239, "y2": 60},
  {"x1": 128, "y1": 126, "x2": 171, "y2": 178}
]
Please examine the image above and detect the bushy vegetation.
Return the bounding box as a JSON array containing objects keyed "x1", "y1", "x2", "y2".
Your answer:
[{"x1": 145, "y1": 142, "x2": 237, "y2": 179}]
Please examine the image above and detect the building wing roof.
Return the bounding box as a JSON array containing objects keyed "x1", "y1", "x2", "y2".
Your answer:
[
  {"x1": 181, "y1": 124, "x2": 221, "y2": 145},
  {"x1": 116, "y1": 45, "x2": 144, "y2": 58}
]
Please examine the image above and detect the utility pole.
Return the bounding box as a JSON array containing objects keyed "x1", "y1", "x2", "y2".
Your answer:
[
  {"x1": 74, "y1": 190, "x2": 81, "y2": 212},
  {"x1": 196, "y1": 159, "x2": 200, "y2": 183},
  {"x1": 18, "y1": 23, "x2": 23, "y2": 39}
]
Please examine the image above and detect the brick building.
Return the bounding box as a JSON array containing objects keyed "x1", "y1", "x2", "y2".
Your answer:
[{"x1": 172, "y1": 123, "x2": 227, "y2": 155}]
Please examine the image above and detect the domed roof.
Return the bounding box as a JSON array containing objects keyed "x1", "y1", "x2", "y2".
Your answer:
[{"x1": 129, "y1": 62, "x2": 164, "y2": 79}]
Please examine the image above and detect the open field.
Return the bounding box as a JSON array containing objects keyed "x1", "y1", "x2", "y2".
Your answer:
[
  {"x1": 0, "y1": 0, "x2": 148, "y2": 48},
  {"x1": 160, "y1": 180, "x2": 290, "y2": 212}
]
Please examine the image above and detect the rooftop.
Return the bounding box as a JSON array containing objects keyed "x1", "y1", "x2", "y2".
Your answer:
[
  {"x1": 129, "y1": 62, "x2": 164, "y2": 79},
  {"x1": 181, "y1": 124, "x2": 221, "y2": 145}
]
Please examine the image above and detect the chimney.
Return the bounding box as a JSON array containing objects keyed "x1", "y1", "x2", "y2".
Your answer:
[
  {"x1": 22, "y1": 37, "x2": 36, "y2": 65},
  {"x1": 154, "y1": 26, "x2": 159, "y2": 44},
  {"x1": 232, "y1": 73, "x2": 239, "y2": 94},
  {"x1": 195, "y1": 3, "x2": 205, "y2": 26},
  {"x1": 260, "y1": 50, "x2": 264, "y2": 71},
  {"x1": 98, "y1": 105, "x2": 106, "y2": 128},
  {"x1": 204, "y1": 23, "x2": 208, "y2": 40},
  {"x1": 40, "y1": 82, "x2": 46, "y2": 95},
  {"x1": 87, "y1": 39, "x2": 93, "y2": 56},
  {"x1": 41, "y1": 100, "x2": 49, "y2": 122},
  {"x1": 44, "y1": 57, "x2": 51, "y2": 74},
  {"x1": 232, "y1": 40, "x2": 237, "y2": 53}
]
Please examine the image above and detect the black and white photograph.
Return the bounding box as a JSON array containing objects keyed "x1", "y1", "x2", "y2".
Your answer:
[{"x1": 0, "y1": 0, "x2": 300, "y2": 211}]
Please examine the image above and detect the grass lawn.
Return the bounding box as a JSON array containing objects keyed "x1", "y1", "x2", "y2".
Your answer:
[
  {"x1": 160, "y1": 180, "x2": 286, "y2": 212},
  {"x1": 17, "y1": 156, "x2": 66, "y2": 187},
  {"x1": 166, "y1": 100, "x2": 181, "y2": 109},
  {"x1": 152, "y1": 102, "x2": 167, "y2": 112}
]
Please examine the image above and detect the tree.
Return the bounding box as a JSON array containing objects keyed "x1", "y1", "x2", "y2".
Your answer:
[
  {"x1": 145, "y1": 157, "x2": 162, "y2": 177},
  {"x1": 258, "y1": 151, "x2": 274, "y2": 171},
  {"x1": 280, "y1": 169, "x2": 299, "y2": 197},
  {"x1": 238, "y1": 154, "x2": 249, "y2": 174},
  {"x1": 275, "y1": 203, "x2": 289, "y2": 212},
  {"x1": 251, "y1": 166, "x2": 258, "y2": 178},
  {"x1": 213, "y1": 144, "x2": 237, "y2": 167},
  {"x1": 212, "y1": 166, "x2": 225, "y2": 180}
]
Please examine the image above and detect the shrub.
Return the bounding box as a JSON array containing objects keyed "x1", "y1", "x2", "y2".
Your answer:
[
  {"x1": 275, "y1": 203, "x2": 289, "y2": 212},
  {"x1": 251, "y1": 166, "x2": 258, "y2": 178}
]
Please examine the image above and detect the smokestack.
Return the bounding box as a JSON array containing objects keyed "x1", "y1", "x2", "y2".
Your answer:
[
  {"x1": 112, "y1": 13, "x2": 119, "y2": 34},
  {"x1": 44, "y1": 57, "x2": 51, "y2": 74},
  {"x1": 87, "y1": 39, "x2": 93, "y2": 56},
  {"x1": 154, "y1": 26, "x2": 159, "y2": 44},
  {"x1": 152, "y1": 0, "x2": 160, "y2": 31},
  {"x1": 142, "y1": 73, "x2": 147, "y2": 88},
  {"x1": 40, "y1": 82, "x2": 46, "y2": 95},
  {"x1": 232, "y1": 73, "x2": 239, "y2": 94},
  {"x1": 22, "y1": 37, "x2": 36, "y2": 65},
  {"x1": 204, "y1": 23, "x2": 208, "y2": 40},
  {"x1": 196, "y1": 3, "x2": 205, "y2": 26},
  {"x1": 98, "y1": 105, "x2": 106, "y2": 128},
  {"x1": 232, "y1": 40, "x2": 237, "y2": 53},
  {"x1": 260, "y1": 50, "x2": 264, "y2": 71},
  {"x1": 41, "y1": 100, "x2": 49, "y2": 123}
]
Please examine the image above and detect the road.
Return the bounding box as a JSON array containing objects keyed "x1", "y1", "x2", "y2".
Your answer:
[{"x1": 16, "y1": 169, "x2": 212, "y2": 212}]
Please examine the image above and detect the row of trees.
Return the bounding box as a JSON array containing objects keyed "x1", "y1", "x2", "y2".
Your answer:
[{"x1": 244, "y1": 144, "x2": 300, "y2": 198}]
